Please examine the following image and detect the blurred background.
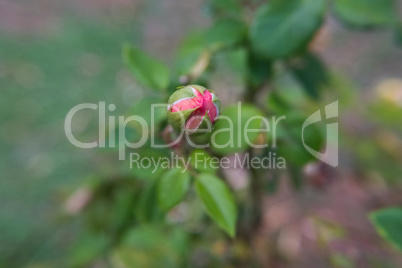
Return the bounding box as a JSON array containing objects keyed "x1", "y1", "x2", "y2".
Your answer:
[{"x1": 1, "y1": 0, "x2": 402, "y2": 267}]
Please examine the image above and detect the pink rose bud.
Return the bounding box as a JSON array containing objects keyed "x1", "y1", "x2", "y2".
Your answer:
[{"x1": 167, "y1": 85, "x2": 221, "y2": 134}]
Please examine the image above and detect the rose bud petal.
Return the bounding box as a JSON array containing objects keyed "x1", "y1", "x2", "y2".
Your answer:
[{"x1": 167, "y1": 85, "x2": 221, "y2": 134}]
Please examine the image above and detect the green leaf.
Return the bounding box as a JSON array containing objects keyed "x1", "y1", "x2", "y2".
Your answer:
[
  {"x1": 206, "y1": 18, "x2": 247, "y2": 50},
  {"x1": 123, "y1": 44, "x2": 170, "y2": 90},
  {"x1": 211, "y1": 104, "x2": 263, "y2": 155},
  {"x1": 195, "y1": 173, "x2": 237, "y2": 237},
  {"x1": 250, "y1": 0, "x2": 326, "y2": 59},
  {"x1": 288, "y1": 52, "x2": 329, "y2": 99},
  {"x1": 369, "y1": 207, "x2": 402, "y2": 251},
  {"x1": 157, "y1": 168, "x2": 191, "y2": 211},
  {"x1": 333, "y1": 0, "x2": 396, "y2": 28}
]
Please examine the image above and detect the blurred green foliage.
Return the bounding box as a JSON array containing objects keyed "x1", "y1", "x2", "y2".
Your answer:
[
  {"x1": 0, "y1": 16, "x2": 136, "y2": 266},
  {"x1": 1, "y1": 0, "x2": 402, "y2": 267},
  {"x1": 370, "y1": 208, "x2": 402, "y2": 252}
]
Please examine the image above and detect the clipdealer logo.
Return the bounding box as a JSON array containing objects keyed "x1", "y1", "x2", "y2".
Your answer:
[{"x1": 64, "y1": 101, "x2": 338, "y2": 168}]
